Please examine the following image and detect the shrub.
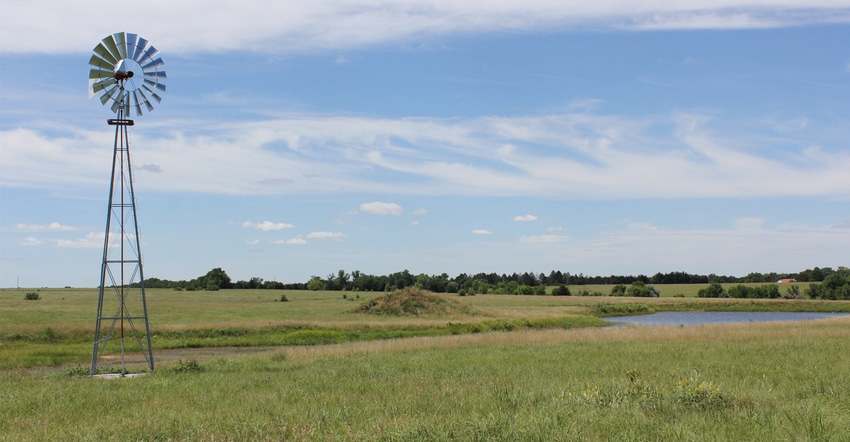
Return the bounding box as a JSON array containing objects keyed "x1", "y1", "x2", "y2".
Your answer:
[
  {"x1": 590, "y1": 303, "x2": 654, "y2": 316},
  {"x1": 626, "y1": 281, "x2": 660, "y2": 297},
  {"x1": 697, "y1": 282, "x2": 726, "y2": 298},
  {"x1": 551, "y1": 285, "x2": 571, "y2": 296},
  {"x1": 610, "y1": 284, "x2": 627, "y2": 297},
  {"x1": 164, "y1": 359, "x2": 203, "y2": 374},
  {"x1": 24, "y1": 292, "x2": 40, "y2": 300},
  {"x1": 279, "y1": 294, "x2": 289, "y2": 302}
]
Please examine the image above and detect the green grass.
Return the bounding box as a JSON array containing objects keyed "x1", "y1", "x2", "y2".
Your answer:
[
  {"x1": 1, "y1": 319, "x2": 849, "y2": 441},
  {"x1": 2, "y1": 287, "x2": 850, "y2": 440}
]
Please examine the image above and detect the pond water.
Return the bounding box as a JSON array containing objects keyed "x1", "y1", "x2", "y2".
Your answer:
[{"x1": 604, "y1": 311, "x2": 850, "y2": 326}]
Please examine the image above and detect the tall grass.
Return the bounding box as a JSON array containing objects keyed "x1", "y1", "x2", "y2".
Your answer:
[{"x1": 1, "y1": 318, "x2": 848, "y2": 441}]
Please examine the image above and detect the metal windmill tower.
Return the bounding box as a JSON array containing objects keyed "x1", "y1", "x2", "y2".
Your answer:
[{"x1": 87, "y1": 32, "x2": 166, "y2": 375}]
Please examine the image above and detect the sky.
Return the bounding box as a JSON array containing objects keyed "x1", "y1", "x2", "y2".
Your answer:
[{"x1": 1, "y1": 1, "x2": 849, "y2": 288}]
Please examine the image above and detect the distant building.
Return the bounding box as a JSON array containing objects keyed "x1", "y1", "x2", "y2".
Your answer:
[{"x1": 777, "y1": 278, "x2": 796, "y2": 283}]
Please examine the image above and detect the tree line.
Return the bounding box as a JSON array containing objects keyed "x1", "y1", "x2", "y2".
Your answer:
[{"x1": 136, "y1": 266, "x2": 848, "y2": 299}]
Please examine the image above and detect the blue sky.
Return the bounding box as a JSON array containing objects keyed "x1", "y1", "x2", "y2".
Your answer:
[{"x1": 1, "y1": 1, "x2": 849, "y2": 287}]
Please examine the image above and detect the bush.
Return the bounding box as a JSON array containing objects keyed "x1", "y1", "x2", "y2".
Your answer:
[
  {"x1": 279, "y1": 294, "x2": 289, "y2": 302},
  {"x1": 697, "y1": 283, "x2": 726, "y2": 298},
  {"x1": 590, "y1": 303, "x2": 654, "y2": 316},
  {"x1": 24, "y1": 292, "x2": 40, "y2": 300},
  {"x1": 164, "y1": 359, "x2": 203, "y2": 374},
  {"x1": 610, "y1": 284, "x2": 627, "y2": 297},
  {"x1": 626, "y1": 281, "x2": 659, "y2": 297},
  {"x1": 551, "y1": 285, "x2": 571, "y2": 296}
]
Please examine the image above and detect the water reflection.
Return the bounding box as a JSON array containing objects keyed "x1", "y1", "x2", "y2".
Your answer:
[{"x1": 605, "y1": 311, "x2": 850, "y2": 326}]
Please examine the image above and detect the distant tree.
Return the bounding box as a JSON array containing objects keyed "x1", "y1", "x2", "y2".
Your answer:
[
  {"x1": 198, "y1": 267, "x2": 232, "y2": 290},
  {"x1": 306, "y1": 276, "x2": 325, "y2": 291}
]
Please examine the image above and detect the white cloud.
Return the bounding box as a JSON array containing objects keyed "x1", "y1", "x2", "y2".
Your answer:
[
  {"x1": 16, "y1": 222, "x2": 74, "y2": 231},
  {"x1": 273, "y1": 238, "x2": 308, "y2": 245},
  {"x1": 520, "y1": 235, "x2": 567, "y2": 244},
  {"x1": 412, "y1": 208, "x2": 428, "y2": 215},
  {"x1": 514, "y1": 214, "x2": 538, "y2": 222},
  {"x1": 3, "y1": 111, "x2": 850, "y2": 199},
  {"x1": 242, "y1": 220, "x2": 295, "y2": 231},
  {"x1": 472, "y1": 229, "x2": 493, "y2": 235},
  {"x1": 546, "y1": 226, "x2": 566, "y2": 232},
  {"x1": 20, "y1": 237, "x2": 43, "y2": 246},
  {"x1": 3, "y1": 1, "x2": 849, "y2": 54},
  {"x1": 56, "y1": 232, "x2": 103, "y2": 248},
  {"x1": 307, "y1": 231, "x2": 345, "y2": 240},
  {"x1": 360, "y1": 202, "x2": 403, "y2": 216},
  {"x1": 245, "y1": 239, "x2": 260, "y2": 245}
]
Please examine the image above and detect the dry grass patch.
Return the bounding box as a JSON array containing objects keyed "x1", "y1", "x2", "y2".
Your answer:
[{"x1": 353, "y1": 287, "x2": 481, "y2": 317}]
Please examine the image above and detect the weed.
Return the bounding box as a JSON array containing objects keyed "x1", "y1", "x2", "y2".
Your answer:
[
  {"x1": 164, "y1": 359, "x2": 203, "y2": 374},
  {"x1": 590, "y1": 303, "x2": 654, "y2": 316},
  {"x1": 562, "y1": 369, "x2": 732, "y2": 412}
]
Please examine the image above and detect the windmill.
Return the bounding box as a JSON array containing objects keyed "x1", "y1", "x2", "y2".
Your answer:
[{"x1": 88, "y1": 32, "x2": 166, "y2": 375}]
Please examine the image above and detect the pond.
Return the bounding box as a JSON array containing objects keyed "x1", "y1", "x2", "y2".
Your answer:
[{"x1": 604, "y1": 311, "x2": 850, "y2": 326}]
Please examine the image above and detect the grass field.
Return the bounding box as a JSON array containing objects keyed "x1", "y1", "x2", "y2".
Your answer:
[{"x1": 2, "y1": 286, "x2": 850, "y2": 440}]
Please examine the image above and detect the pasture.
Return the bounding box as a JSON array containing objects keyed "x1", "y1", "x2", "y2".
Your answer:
[{"x1": 1, "y1": 286, "x2": 849, "y2": 440}]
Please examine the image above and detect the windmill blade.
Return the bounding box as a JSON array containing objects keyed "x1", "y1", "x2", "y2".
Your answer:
[
  {"x1": 143, "y1": 70, "x2": 167, "y2": 80},
  {"x1": 114, "y1": 32, "x2": 127, "y2": 59},
  {"x1": 110, "y1": 89, "x2": 127, "y2": 114},
  {"x1": 136, "y1": 88, "x2": 155, "y2": 112},
  {"x1": 137, "y1": 45, "x2": 160, "y2": 66},
  {"x1": 91, "y1": 77, "x2": 116, "y2": 94},
  {"x1": 102, "y1": 35, "x2": 122, "y2": 65},
  {"x1": 142, "y1": 57, "x2": 165, "y2": 71},
  {"x1": 143, "y1": 79, "x2": 166, "y2": 95},
  {"x1": 131, "y1": 91, "x2": 143, "y2": 116},
  {"x1": 125, "y1": 33, "x2": 138, "y2": 60},
  {"x1": 89, "y1": 68, "x2": 113, "y2": 80},
  {"x1": 141, "y1": 84, "x2": 163, "y2": 103},
  {"x1": 100, "y1": 84, "x2": 121, "y2": 106},
  {"x1": 89, "y1": 54, "x2": 114, "y2": 71},
  {"x1": 93, "y1": 43, "x2": 118, "y2": 66},
  {"x1": 132, "y1": 37, "x2": 149, "y2": 62}
]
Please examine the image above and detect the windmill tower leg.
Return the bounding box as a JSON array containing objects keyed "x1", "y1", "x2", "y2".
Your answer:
[{"x1": 90, "y1": 102, "x2": 154, "y2": 376}]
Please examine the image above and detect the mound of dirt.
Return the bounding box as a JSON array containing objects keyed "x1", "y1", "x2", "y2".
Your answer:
[{"x1": 353, "y1": 287, "x2": 479, "y2": 317}]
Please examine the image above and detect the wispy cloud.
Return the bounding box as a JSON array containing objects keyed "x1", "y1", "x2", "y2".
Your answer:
[
  {"x1": 513, "y1": 214, "x2": 538, "y2": 222},
  {"x1": 273, "y1": 238, "x2": 308, "y2": 245},
  {"x1": 20, "y1": 237, "x2": 43, "y2": 246},
  {"x1": 472, "y1": 229, "x2": 493, "y2": 235},
  {"x1": 360, "y1": 202, "x2": 403, "y2": 216},
  {"x1": 2, "y1": 1, "x2": 849, "y2": 54},
  {"x1": 16, "y1": 222, "x2": 74, "y2": 231},
  {"x1": 307, "y1": 231, "x2": 344, "y2": 240},
  {"x1": 56, "y1": 232, "x2": 103, "y2": 248},
  {"x1": 520, "y1": 235, "x2": 567, "y2": 244},
  {"x1": 4, "y1": 111, "x2": 848, "y2": 200},
  {"x1": 242, "y1": 220, "x2": 295, "y2": 231}
]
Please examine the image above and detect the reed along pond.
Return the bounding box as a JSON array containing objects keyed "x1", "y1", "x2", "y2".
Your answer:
[{"x1": 605, "y1": 311, "x2": 850, "y2": 326}]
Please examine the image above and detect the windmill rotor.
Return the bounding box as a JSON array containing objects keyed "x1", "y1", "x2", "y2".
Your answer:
[{"x1": 88, "y1": 32, "x2": 166, "y2": 117}]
